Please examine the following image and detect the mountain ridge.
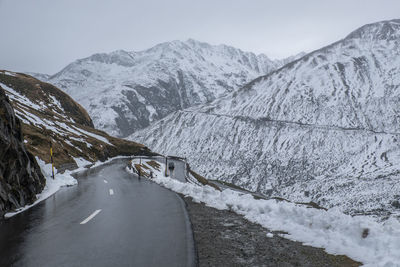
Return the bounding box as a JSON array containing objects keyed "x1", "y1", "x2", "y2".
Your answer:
[
  {"x1": 35, "y1": 39, "x2": 303, "y2": 137},
  {"x1": 129, "y1": 19, "x2": 400, "y2": 219}
]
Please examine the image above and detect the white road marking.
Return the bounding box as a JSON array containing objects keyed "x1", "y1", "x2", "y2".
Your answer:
[
  {"x1": 80, "y1": 209, "x2": 102, "y2": 225},
  {"x1": 109, "y1": 189, "x2": 114, "y2": 195},
  {"x1": 103, "y1": 179, "x2": 108, "y2": 184}
]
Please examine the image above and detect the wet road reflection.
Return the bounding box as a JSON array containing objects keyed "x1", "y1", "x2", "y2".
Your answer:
[{"x1": 0, "y1": 160, "x2": 195, "y2": 267}]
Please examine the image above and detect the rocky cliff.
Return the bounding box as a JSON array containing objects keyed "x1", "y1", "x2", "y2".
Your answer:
[{"x1": 0, "y1": 86, "x2": 45, "y2": 217}]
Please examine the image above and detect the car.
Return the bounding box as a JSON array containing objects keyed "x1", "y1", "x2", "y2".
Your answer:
[{"x1": 168, "y1": 162, "x2": 175, "y2": 170}]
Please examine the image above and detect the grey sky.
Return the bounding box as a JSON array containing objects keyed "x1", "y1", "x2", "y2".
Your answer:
[{"x1": 0, "y1": 0, "x2": 399, "y2": 74}]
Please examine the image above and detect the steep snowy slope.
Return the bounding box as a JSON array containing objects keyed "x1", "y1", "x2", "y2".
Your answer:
[
  {"x1": 42, "y1": 39, "x2": 287, "y2": 137},
  {"x1": 0, "y1": 70, "x2": 151, "y2": 170},
  {"x1": 129, "y1": 19, "x2": 400, "y2": 219}
]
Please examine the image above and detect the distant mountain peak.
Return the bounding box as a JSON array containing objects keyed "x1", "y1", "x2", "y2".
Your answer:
[
  {"x1": 85, "y1": 50, "x2": 135, "y2": 67},
  {"x1": 346, "y1": 19, "x2": 400, "y2": 41},
  {"x1": 185, "y1": 38, "x2": 211, "y2": 47},
  {"x1": 43, "y1": 39, "x2": 287, "y2": 137}
]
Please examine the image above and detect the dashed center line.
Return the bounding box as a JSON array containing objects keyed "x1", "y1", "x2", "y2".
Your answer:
[
  {"x1": 103, "y1": 179, "x2": 108, "y2": 184},
  {"x1": 109, "y1": 189, "x2": 114, "y2": 195},
  {"x1": 80, "y1": 209, "x2": 102, "y2": 225}
]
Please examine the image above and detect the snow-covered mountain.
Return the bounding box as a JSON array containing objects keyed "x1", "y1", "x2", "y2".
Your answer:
[
  {"x1": 129, "y1": 19, "x2": 400, "y2": 219},
  {"x1": 40, "y1": 39, "x2": 293, "y2": 137},
  {"x1": 26, "y1": 72, "x2": 51, "y2": 82},
  {"x1": 274, "y1": 51, "x2": 307, "y2": 67}
]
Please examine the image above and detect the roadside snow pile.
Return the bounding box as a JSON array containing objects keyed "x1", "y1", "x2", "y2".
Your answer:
[
  {"x1": 5, "y1": 158, "x2": 77, "y2": 218},
  {"x1": 74, "y1": 157, "x2": 92, "y2": 168},
  {"x1": 129, "y1": 158, "x2": 400, "y2": 267}
]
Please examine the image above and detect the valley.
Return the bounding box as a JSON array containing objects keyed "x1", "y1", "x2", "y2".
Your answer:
[{"x1": 1, "y1": 15, "x2": 400, "y2": 267}]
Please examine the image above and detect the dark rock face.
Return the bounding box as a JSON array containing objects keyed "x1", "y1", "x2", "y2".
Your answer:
[
  {"x1": 114, "y1": 78, "x2": 190, "y2": 136},
  {"x1": 0, "y1": 87, "x2": 45, "y2": 217}
]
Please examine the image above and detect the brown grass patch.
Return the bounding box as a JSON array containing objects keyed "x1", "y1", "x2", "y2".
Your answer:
[
  {"x1": 134, "y1": 164, "x2": 150, "y2": 178},
  {"x1": 189, "y1": 169, "x2": 221, "y2": 191},
  {"x1": 147, "y1": 160, "x2": 161, "y2": 171}
]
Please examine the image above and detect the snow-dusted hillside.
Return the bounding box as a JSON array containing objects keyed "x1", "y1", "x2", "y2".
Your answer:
[
  {"x1": 41, "y1": 39, "x2": 291, "y2": 137},
  {"x1": 0, "y1": 70, "x2": 150, "y2": 169},
  {"x1": 129, "y1": 19, "x2": 400, "y2": 219}
]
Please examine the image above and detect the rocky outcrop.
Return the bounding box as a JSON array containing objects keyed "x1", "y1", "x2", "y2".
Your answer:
[{"x1": 0, "y1": 86, "x2": 45, "y2": 217}]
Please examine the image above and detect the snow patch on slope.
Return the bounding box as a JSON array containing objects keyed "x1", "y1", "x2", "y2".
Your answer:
[
  {"x1": 4, "y1": 158, "x2": 77, "y2": 218},
  {"x1": 0, "y1": 82, "x2": 42, "y2": 110}
]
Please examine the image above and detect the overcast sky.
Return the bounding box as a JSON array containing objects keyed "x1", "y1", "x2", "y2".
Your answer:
[{"x1": 0, "y1": 0, "x2": 399, "y2": 74}]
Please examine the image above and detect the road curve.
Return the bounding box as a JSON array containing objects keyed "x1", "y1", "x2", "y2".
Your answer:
[{"x1": 0, "y1": 159, "x2": 195, "y2": 267}]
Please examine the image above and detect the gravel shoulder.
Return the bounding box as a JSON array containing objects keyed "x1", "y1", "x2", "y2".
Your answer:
[{"x1": 182, "y1": 196, "x2": 361, "y2": 267}]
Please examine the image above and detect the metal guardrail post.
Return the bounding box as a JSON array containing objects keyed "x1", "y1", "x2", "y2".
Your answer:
[
  {"x1": 165, "y1": 156, "x2": 168, "y2": 177},
  {"x1": 50, "y1": 143, "x2": 55, "y2": 179}
]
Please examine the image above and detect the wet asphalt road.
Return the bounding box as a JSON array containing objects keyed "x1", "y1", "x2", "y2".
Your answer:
[{"x1": 0, "y1": 159, "x2": 195, "y2": 267}]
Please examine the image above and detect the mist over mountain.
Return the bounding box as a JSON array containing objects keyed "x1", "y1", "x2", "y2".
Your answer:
[{"x1": 129, "y1": 19, "x2": 400, "y2": 218}]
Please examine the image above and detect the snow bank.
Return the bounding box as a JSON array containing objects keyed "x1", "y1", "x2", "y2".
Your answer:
[
  {"x1": 4, "y1": 155, "x2": 134, "y2": 218},
  {"x1": 74, "y1": 157, "x2": 92, "y2": 168},
  {"x1": 129, "y1": 159, "x2": 400, "y2": 267},
  {"x1": 4, "y1": 158, "x2": 77, "y2": 218},
  {"x1": 75, "y1": 127, "x2": 113, "y2": 146}
]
